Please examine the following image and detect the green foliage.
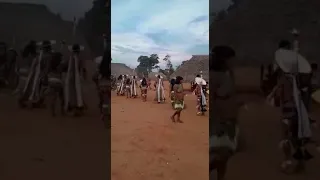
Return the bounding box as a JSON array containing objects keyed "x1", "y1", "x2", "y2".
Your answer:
[
  {"x1": 158, "y1": 54, "x2": 175, "y2": 79},
  {"x1": 136, "y1": 54, "x2": 160, "y2": 77}
]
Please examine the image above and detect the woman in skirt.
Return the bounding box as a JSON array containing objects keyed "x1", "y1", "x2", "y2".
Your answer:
[
  {"x1": 124, "y1": 75, "x2": 131, "y2": 98},
  {"x1": 171, "y1": 76, "x2": 184, "y2": 123},
  {"x1": 140, "y1": 77, "x2": 148, "y2": 101},
  {"x1": 210, "y1": 45, "x2": 238, "y2": 180}
]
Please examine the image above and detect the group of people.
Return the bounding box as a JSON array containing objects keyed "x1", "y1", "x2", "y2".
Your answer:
[
  {"x1": 112, "y1": 72, "x2": 208, "y2": 123},
  {"x1": 210, "y1": 39, "x2": 320, "y2": 179},
  {"x1": 115, "y1": 74, "x2": 165, "y2": 102},
  {"x1": 116, "y1": 74, "x2": 139, "y2": 98},
  {"x1": 0, "y1": 40, "x2": 87, "y2": 117}
]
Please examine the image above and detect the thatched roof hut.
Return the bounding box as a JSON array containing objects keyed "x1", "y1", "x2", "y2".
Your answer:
[{"x1": 171, "y1": 55, "x2": 209, "y2": 82}]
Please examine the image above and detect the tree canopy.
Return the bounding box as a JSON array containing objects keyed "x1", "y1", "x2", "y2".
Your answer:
[
  {"x1": 158, "y1": 54, "x2": 175, "y2": 79},
  {"x1": 135, "y1": 54, "x2": 177, "y2": 79},
  {"x1": 136, "y1": 54, "x2": 160, "y2": 77}
]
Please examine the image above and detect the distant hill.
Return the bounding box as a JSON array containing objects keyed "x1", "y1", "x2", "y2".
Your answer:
[
  {"x1": 171, "y1": 55, "x2": 209, "y2": 82},
  {"x1": 111, "y1": 63, "x2": 136, "y2": 76},
  {"x1": 210, "y1": 0, "x2": 320, "y2": 66},
  {"x1": 0, "y1": 2, "x2": 91, "y2": 59}
]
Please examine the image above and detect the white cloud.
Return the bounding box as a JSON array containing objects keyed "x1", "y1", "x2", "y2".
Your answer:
[
  {"x1": 112, "y1": 32, "x2": 192, "y2": 67},
  {"x1": 111, "y1": 0, "x2": 208, "y2": 67}
]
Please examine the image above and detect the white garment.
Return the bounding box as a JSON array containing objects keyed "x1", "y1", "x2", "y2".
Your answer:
[
  {"x1": 195, "y1": 77, "x2": 207, "y2": 85},
  {"x1": 289, "y1": 74, "x2": 312, "y2": 138},
  {"x1": 195, "y1": 77, "x2": 202, "y2": 84},
  {"x1": 274, "y1": 49, "x2": 311, "y2": 73},
  {"x1": 274, "y1": 48, "x2": 312, "y2": 138}
]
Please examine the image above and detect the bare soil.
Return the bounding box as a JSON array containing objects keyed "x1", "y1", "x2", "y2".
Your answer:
[{"x1": 111, "y1": 84, "x2": 208, "y2": 180}]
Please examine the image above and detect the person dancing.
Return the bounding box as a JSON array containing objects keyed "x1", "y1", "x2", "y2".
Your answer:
[
  {"x1": 170, "y1": 77, "x2": 176, "y2": 108},
  {"x1": 124, "y1": 75, "x2": 131, "y2": 98},
  {"x1": 130, "y1": 75, "x2": 138, "y2": 98},
  {"x1": 209, "y1": 45, "x2": 238, "y2": 180},
  {"x1": 171, "y1": 76, "x2": 184, "y2": 123},
  {"x1": 154, "y1": 75, "x2": 165, "y2": 103},
  {"x1": 116, "y1": 75, "x2": 124, "y2": 95},
  {"x1": 195, "y1": 75, "x2": 207, "y2": 115},
  {"x1": 140, "y1": 77, "x2": 148, "y2": 101}
]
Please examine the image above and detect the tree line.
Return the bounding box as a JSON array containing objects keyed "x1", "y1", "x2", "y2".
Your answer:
[{"x1": 135, "y1": 54, "x2": 176, "y2": 79}]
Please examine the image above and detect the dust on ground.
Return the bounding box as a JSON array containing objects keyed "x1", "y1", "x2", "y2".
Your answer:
[{"x1": 111, "y1": 82, "x2": 209, "y2": 180}]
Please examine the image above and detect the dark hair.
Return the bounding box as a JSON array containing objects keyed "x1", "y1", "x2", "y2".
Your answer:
[
  {"x1": 22, "y1": 41, "x2": 37, "y2": 58},
  {"x1": 311, "y1": 63, "x2": 318, "y2": 70},
  {"x1": 196, "y1": 74, "x2": 201, "y2": 77},
  {"x1": 72, "y1": 44, "x2": 81, "y2": 53},
  {"x1": 170, "y1": 78, "x2": 176, "y2": 84},
  {"x1": 42, "y1": 40, "x2": 52, "y2": 51},
  {"x1": 278, "y1": 40, "x2": 291, "y2": 49},
  {"x1": 118, "y1": 75, "x2": 123, "y2": 80},
  {"x1": 175, "y1": 76, "x2": 183, "y2": 84},
  {"x1": 210, "y1": 45, "x2": 235, "y2": 71},
  {"x1": 141, "y1": 78, "x2": 147, "y2": 86},
  {"x1": 157, "y1": 75, "x2": 161, "y2": 78}
]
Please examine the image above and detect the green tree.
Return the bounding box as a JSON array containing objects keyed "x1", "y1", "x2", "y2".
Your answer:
[
  {"x1": 136, "y1": 54, "x2": 160, "y2": 77},
  {"x1": 159, "y1": 54, "x2": 175, "y2": 79}
]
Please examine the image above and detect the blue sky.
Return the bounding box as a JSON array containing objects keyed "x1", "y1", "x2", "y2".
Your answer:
[{"x1": 111, "y1": 0, "x2": 209, "y2": 68}]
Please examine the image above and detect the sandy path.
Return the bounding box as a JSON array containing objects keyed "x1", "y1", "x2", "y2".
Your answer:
[{"x1": 111, "y1": 89, "x2": 209, "y2": 180}]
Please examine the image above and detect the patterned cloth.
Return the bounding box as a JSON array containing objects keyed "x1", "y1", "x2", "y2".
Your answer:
[
  {"x1": 172, "y1": 84, "x2": 184, "y2": 110},
  {"x1": 174, "y1": 99, "x2": 184, "y2": 110}
]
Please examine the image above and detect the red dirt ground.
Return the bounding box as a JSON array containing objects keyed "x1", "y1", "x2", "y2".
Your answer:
[
  {"x1": 0, "y1": 75, "x2": 208, "y2": 179},
  {"x1": 111, "y1": 85, "x2": 209, "y2": 180}
]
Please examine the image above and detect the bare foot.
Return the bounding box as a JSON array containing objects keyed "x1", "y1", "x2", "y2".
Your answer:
[
  {"x1": 170, "y1": 116, "x2": 175, "y2": 123},
  {"x1": 177, "y1": 119, "x2": 183, "y2": 123}
]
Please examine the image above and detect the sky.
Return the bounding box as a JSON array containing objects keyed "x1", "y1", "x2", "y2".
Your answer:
[
  {"x1": 0, "y1": 0, "x2": 92, "y2": 20},
  {"x1": 111, "y1": 0, "x2": 209, "y2": 68}
]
